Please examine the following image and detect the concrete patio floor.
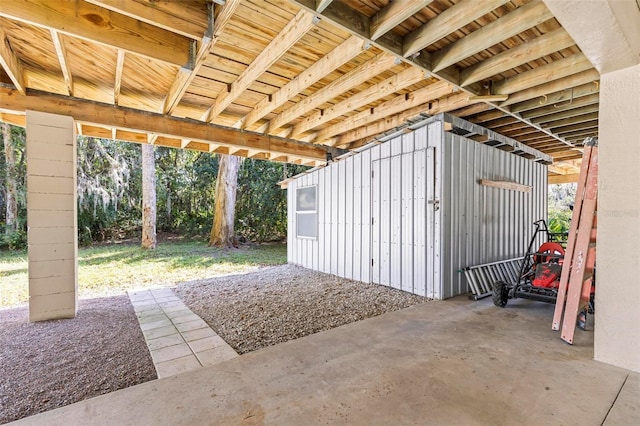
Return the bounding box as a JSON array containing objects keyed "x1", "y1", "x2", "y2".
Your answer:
[{"x1": 13, "y1": 296, "x2": 639, "y2": 425}]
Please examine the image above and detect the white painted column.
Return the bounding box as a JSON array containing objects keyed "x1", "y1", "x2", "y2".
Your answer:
[
  {"x1": 595, "y1": 64, "x2": 640, "y2": 373},
  {"x1": 26, "y1": 110, "x2": 77, "y2": 322}
]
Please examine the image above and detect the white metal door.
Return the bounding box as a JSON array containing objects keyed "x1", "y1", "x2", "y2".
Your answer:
[{"x1": 371, "y1": 149, "x2": 436, "y2": 296}]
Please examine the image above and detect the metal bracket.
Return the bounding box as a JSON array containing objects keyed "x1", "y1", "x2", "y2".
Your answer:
[{"x1": 428, "y1": 199, "x2": 440, "y2": 210}]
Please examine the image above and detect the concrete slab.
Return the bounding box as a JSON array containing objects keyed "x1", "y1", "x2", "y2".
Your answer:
[{"x1": 13, "y1": 297, "x2": 639, "y2": 425}]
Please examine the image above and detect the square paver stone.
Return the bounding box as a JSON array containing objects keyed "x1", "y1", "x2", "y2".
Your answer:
[
  {"x1": 150, "y1": 343, "x2": 194, "y2": 364},
  {"x1": 181, "y1": 327, "x2": 217, "y2": 342},
  {"x1": 161, "y1": 304, "x2": 188, "y2": 313},
  {"x1": 143, "y1": 324, "x2": 179, "y2": 340},
  {"x1": 170, "y1": 313, "x2": 201, "y2": 324},
  {"x1": 141, "y1": 318, "x2": 173, "y2": 331},
  {"x1": 138, "y1": 313, "x2": 168, "y2": 324},
  {"x1": 147, "y1": 334, "x2": 186, "y2": 351},
  {"x1": 187, "y1": 335, "x2": 230, "y2": 353},
  {"x1": 196, "y1": 346, "x2": 238, "y2": 367},
  {"x1": 175, "y1": 319, "x2": 209, "y2": 333},
  {"x1": 154, "y1": 355, "x2": 201, "y2": 379}
]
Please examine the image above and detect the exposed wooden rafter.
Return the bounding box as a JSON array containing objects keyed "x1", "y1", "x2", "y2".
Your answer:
[
  {"x1": 113, "y1": 50, "x2": 125, "y2": 105},
  {"x1": 0, "y1": 27, "x2": 25, "y2": 94},
  {"x1": 403, "y1": 0, "x2": 510, "y2": 58},
  {"x1": 204, "y1": 9, "x2": 319, "y2": 122},
  {"x1": 370, "y1": 0, "x2": 434, "y2": 41},
  {"x1": 240, "y1": 35, "x2": 366, "y2": 128},
  {"x1": 431, "y1": 0, "x2": 553, "y2": 72},
  {"x1": 291, "y1": 66, "x2": 427, "y2": 137},
  {"x1": 163, "y1": 0, "x2": 241, "y2": 115},
  {"x1": 0, "y1": 0, "x2": 192, "y2": 67},
  {"x1": 268, "y1": 53, "x2": 397, "y2": 132},
  {"x1": 50, "y1": 30, "x2": 73, "y2": 96}
]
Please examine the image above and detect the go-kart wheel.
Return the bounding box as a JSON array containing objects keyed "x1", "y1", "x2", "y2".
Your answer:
[{"x1": 492, "y1": 281, "x2": 509, "y2": 308}]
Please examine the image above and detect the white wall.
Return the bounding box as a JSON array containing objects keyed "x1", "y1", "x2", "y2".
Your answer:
[{"x1": 595, "y1": 64, "x2": 640, "y2": 372}]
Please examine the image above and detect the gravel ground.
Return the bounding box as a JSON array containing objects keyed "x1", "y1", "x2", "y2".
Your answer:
[
  {"x1": 176, "y1": 264, "x2": 430, "y2": 354},
  {"x1": 0, "y1": 296, "x2": 157, "y2": 424}
]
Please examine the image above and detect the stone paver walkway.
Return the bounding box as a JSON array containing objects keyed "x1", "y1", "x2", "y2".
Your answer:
[{"x1": 127, "y1": 288, "x2": 238, "y2": 378}]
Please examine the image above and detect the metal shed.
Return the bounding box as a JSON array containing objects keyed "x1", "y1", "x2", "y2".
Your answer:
[{"x1": 287, "y1": 113, "x2": 549, "y2": 299}]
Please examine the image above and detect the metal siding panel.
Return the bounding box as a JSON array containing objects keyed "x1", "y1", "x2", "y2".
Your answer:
[
  {"x1": 288, "y1": 182, "x2": 295, "y2": 264},
  {"x1": 361, "y1": 149, "x2": 372, "y2": 283},
  {"x1": 414, "y1": 149, "x2": 427, "y2": 296},
  {"x1": 352, "y1": 155, "x2": 362, "y2": 282},
  {"x1": 380, "y1": 156, "x2": 391, "y2": 287},
  {"x1": 391, "y1": 136, "x2": 402, "y2": 157},
  {"x1": 371, "y1": 159, "x2": 381, "y2": 284},
  {"x1": 311, "y1": 172, "x2": 319, "y2": 271},
  {"x1": 317, "y1": 168, "x2": 326, "y2": 272},
  {"x1": 414, "y1": 126, "x2": 427, "y2": 150},
  {"x1": 431, "y1": 122, "x2": 443, "y2": 299},
  {"x1": 402, "y1": 132, "x2": 415, "y2": 153},
  {"x1": 345, "y1": 156, "x2": 354, "y2": 280},
  {"x1": 330, "y1": 163, "x2": 339, "y2": 275},
  {"x1": 323, "y1": 166, "x2": 332, "y2": 273},
  {"x1": 381, "y1": 140, "x2": 391, "y2": 159},
  {"x1": 337, "y1": 161, "x2": 346, "y2": 277},
  {"x1": 401, "y1": 152, "x2": 414, "y2": 293},
  {"x1": 390, "y1": 154, "x2": 402, "y2": 289}
]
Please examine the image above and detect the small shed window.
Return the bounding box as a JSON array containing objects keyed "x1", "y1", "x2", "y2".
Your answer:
[{"x1": 296, "y1": 185, "x2": 317, "y2": 238}]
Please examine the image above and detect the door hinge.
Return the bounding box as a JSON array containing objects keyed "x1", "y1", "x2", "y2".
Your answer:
[
  {"x1": 371, "y1": 258, "x2": 374, "y2": 266},
  {"x1": 428, "y1": 199, "x2": 440, "y2": 211}
]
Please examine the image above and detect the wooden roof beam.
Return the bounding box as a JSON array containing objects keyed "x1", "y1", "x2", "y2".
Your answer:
[
  {"x1": 50, "y1": 30, "x2": 73, "y2": 96},
  {"x1": 0, "y1": 87, "x2": 328, "y2": 162},
  {"x1": 315, "y1": 0, "x2": 334, "y2": 13},
  {"x1": 291, "y1": 66, "x2": 428, "y2": 137},
  {"x1": 0, "y1": 0, "x2": 191, "y2": 67},
  {"x1": 268, "y1": 53, "x2": 396, "y2": 132},
  {"x1": 204, "y1": 9, "x2": 319, "y2": 122},
  {"x1": 337, "y1": 92, "x2": 472, "y2": 147},
  {"x1": 114, "y1": 50, "x2": 125, "y2": 105},
  {"x1": 459, "y1": 28, "x2": 575, "y2": 87},
  {"x1": 451, "y1": 103, "x2": 494, "y2": 118},
  {"x1": 541, "y1": 112, "x2": 599, "y2": 129},
  {"x1": 551, "y1": 120, "x2": 599, "y2": 134},
  {"x1": 495, "y1": 53, "x2": 593, "y2": 95},
  {"x1": 241, "y1": 35, "x2": 366, "y2": 128},
  {"x1": 370, "y1": 0, "x2": 434, "y2": 41},
  {"x1": 532, "y1": 104, "x2": 600, "y2": 125},
  {"x1": 521, "y1": 93, "x2": 600, "y2": 120},
  {"x1": 85, "y1": 0, "x2": 209, "y2": 40},
  {"x1": 403, "y1": 0, "x2": 510, "y2": 58},
  {"x1": 430, "y1": 0, "x2": 554, "y2": 72},
  {"x1": 0, "y1": 27, "x2": 25, "y2": 94},
  {"x1": 163, "y1": 0, "x2": 241, "y2": 115},
  {"x1": 510, "y1": 81, "x2": 600, "y2": 114},
  {"x1": 500, "y1": 69, "x2": 599, "y2": 107},
  {"x1": 315, "y1": 81, "x2": 453, "y2": 142},
  {"x1": 549, "y1": 173, "x2": 580, "y2": 184}
]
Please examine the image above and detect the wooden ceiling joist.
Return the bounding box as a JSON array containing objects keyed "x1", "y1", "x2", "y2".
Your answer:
[
  {"x1": 510, "y1": 81, "x2": 600, "y2": 114},
  {"x1": 403, "y1": 0, "x2": 510, "y2": 58},
  {"x1": 113, "y1": 50, "x2": 124, "y2": 105},
  {"x1": 163, "y1": 0, "x2": 241, "y2": 115},
  {"x1": 268, "y1": 52, "x2": 397, "y2": 132},
  {"x1": 315, "y1": 80, "x2": 453, "y2": 142},
  {"x1": 541, "y1": 112, "x2": 599, "y2": 129},
  {"x1": 521, "y1": 93, "x2": 600, "y2": 119},
  {"x1": 500, "y1": 69, "x2": 600, "y2": 107},
  {"x1": 430, "y1": 0, "x2": 554, "y2": 72},
  {"x1": 291, "y1": 66, "x2": 427, "y2": 137},
  {"x1": 0, "y1": 26, "x2": 25, "y2": 94},
  {"x1": 0, "y1": 0, "x2": 192, "y2": 67},
  {"x1": 204, "y1": 8, "x2": 318, "y2": 122},
  {"x1": 532, "y1": 104, "x2": 600, "y2": 125},
  {"x1": 459, "y1": 28, "x2": 575, "y2": 87},
  {"x1": 85, "y1": 0, "x2": 209, "y2": 40},
  {"x1": 50, "y1": 30, "x2": 73, "y2": 96},
  {"x1": 495, "y1": 53, "x2": 593, "y2": 95},
  {"x1": 370, "y1": 0, "x2": 434, "y2": 41},
  {"x1": 0, "y1": 86, "x2": 328, "y2": 162},
  {"x1": 241, "y1": 35, "x2": 365, "y2": 129}
]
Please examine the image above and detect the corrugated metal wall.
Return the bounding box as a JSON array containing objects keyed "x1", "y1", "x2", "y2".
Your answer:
[
  {"x1": 438, "y1": 132, "x2": 548, "y2": 299},
  {"x1": 288, "y1": 116, "x2": 548, "y2": 299}
]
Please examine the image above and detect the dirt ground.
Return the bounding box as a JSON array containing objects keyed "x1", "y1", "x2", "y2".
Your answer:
[
  {"x1": 176, "y1": 264, "x2": 430, "y2": 354},
  {"x1": 1, "y1": 265, "x2": 429, "y2": 423},
  {"x1": 0, "y1": 296, "x2": 156, "y2": 424}
]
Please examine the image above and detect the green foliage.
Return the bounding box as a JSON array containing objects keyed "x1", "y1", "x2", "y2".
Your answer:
[
  {"x1": 0, "y1": 122, "x2": 310, "y2": 249},
  {"x1": 548, "y1": 183, "x2": 577, "y2": 234},
  {"x1": 0, "y1": 241, "x2": 287, "y2": 307}
]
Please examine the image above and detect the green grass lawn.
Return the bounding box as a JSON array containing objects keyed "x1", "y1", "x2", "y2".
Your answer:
[{"x1": 0, "y1": 241, "x2": 287, "y2": 308}]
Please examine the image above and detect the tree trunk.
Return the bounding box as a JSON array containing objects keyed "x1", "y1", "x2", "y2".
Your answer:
[
  {"x1": 2, "y1": 123, "x2": 18, "y2": 234},
  {"x1": 209, "y1": 154, "x2": 241, "y2": 248},
  {"x1": 141, "y1": 143, "x2": 157, "y2": 249}
]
